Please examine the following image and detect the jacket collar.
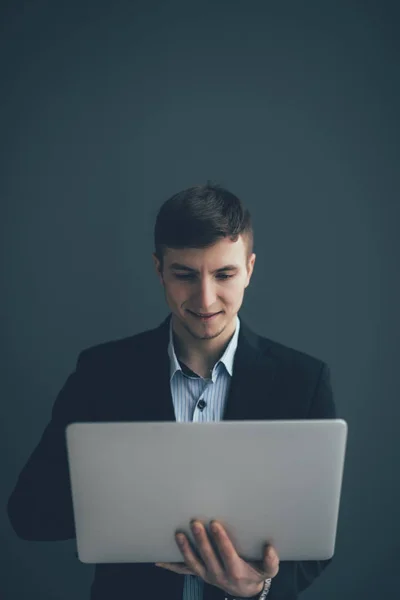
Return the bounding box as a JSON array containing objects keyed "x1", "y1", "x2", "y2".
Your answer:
[{"x1": 135, "y1": 313, "x2": 278, "y2": 422}]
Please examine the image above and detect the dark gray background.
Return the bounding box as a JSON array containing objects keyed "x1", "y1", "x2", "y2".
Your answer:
[{"x1": 1, "y1": 1, "x2": 399, "y2": 599}]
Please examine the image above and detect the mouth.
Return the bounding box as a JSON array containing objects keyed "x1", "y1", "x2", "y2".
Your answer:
[{"x1": 188, "y1": 310, "x2": 222, "y2": 321}]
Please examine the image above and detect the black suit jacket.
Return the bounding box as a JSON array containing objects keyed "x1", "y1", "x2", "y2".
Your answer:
[{"x1": 7, "y1": 314, "x2": 337, "y2": 600}]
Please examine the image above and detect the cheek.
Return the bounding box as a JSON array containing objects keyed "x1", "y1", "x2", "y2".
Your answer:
[
  {"x1": 165, "y1": 282, "x2": 187, "y2": 303},
  {"x1": 222, "y1": 281, "x2": 246, "y2": 303}
]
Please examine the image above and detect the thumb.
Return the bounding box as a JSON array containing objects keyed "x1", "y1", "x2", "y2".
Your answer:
[
  {"x1": 263, "y1": 545, "x2": 280, "y2": 578},
  {"x1": 155, "y1": 562, "x2": 196, "y2": 576}
]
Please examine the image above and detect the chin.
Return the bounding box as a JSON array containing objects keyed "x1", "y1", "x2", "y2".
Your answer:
[
  {"x1": 188, "y1": 328, "x2": 225, "y2": 341},
  {"x1": 185, "y1": 319, "x2": 228, "y2": 340}
]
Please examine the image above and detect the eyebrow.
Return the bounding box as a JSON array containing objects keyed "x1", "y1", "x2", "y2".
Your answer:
[{"x1": 169, "y1": 262, "x2": 240, "y2": 274}]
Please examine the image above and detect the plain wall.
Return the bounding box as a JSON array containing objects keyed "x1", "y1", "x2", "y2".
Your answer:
[{"x1": 1, "y1": 1, "x2": 399, "y2": 598}]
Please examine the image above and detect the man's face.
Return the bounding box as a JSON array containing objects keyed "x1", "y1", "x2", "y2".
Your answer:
[{"x1": 153, "y1": 236, "x2": 256, "y2": 342}]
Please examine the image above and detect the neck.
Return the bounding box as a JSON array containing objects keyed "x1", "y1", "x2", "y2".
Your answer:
[{"x1": 171, "y1": 314, "x2": 237, "y2": 373}]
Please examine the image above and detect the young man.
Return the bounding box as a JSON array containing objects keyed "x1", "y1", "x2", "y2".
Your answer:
[{"x1": 7, "y1": 183, "x2": 336, "y2": 600}]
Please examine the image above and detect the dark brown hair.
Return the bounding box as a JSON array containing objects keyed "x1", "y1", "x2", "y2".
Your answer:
[{"x1": 154, "y1": 182, "x2": 253, "y2": 269}]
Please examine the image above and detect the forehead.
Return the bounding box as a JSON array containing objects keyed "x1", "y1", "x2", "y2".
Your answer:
[{"x1": 163, "y1": 236, "x2": 248, "y2": 268}]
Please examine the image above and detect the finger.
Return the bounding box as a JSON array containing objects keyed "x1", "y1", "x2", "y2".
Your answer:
[
  {"x1": 208, "y1": 521, "x2": 241, "y2": 573},
  {"x1": 155, "y1": 562, "x2": 196, "y2": 575},
  {"x1": 262, "y1": 545, "x2": 280, "y2": 578},
  {"x1": 175, "y1": 532, "x2": 207, "y2": 579},
  {"x1": 189, "y1": 521, "x2": 224, "y2": 577}
]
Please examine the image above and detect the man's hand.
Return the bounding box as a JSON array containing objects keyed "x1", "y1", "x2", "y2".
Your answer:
[{"x1": 155, "y1": 520, "x2": 279, "y2": 598}]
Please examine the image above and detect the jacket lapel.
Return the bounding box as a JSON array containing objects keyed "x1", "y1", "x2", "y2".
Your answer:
[
  {"x1": 223, "y1": 319, "x2": 278, "y2": 421},
  {"x1": 132, "y1": 315, "x2": 176, "y2": 422},
  {"x1": 116, "y1": 314, "x2": 279, "y2": 423},
  {"x1": 108, "y1": 315, "x2": 175, "y2": 423}
]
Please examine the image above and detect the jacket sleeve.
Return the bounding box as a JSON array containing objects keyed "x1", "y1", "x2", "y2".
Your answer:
[
  {"x1": 267, "y1": 362, "x2": 337, "y2": 599},
  {"x1": 7, "y1": 350, "x2": 93, "y2": 542}
]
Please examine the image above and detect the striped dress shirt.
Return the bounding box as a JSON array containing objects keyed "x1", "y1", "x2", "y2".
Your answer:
[{"x1": 168, "y1": 316, "x2": 240, "y2": 600}]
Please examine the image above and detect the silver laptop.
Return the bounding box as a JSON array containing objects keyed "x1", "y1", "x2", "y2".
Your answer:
[{"x1": 65, "y1": 419, "x2": 347, "y2": 564}]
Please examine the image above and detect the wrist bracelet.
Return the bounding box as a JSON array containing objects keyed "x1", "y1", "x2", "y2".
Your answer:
[
  {"x1": 257, "y1": 578, "x2": 272, "y2": 599},
  {"x1": 225, "y1": 578, "x2": 272, "y2": 600}
]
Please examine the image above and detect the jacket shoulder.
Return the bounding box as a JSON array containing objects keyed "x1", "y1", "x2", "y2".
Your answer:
[
  {"x1": 76, "y1": 326, "x2": 158, "y2": 369},
  {"x1": 256, "y1": 332, "x2": 327, "y2": 374},
  {"x1": 253, "y1": 332, "x2": 335, "y2": 418}
]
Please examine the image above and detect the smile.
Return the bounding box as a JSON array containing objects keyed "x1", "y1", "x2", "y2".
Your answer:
[{"x1": 188, "y1": 311, "x2": 222, "y2": 321}]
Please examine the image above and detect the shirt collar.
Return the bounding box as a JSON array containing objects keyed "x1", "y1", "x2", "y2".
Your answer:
[{"x1": 168, "y1": 315, "x2": 240, "y2": 381}]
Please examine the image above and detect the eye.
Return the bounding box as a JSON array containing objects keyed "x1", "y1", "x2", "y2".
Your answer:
[
  {"x1": 174, "y1": 274, "x2": 196, "y2": 280},
  {"x1": 174, "y1": 273, "x2": 234, "y2": 281}
]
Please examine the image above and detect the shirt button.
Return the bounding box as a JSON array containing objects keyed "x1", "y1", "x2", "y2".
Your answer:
[{"x1": 197, "y1": 399, "x2": 206, "y2": 410}]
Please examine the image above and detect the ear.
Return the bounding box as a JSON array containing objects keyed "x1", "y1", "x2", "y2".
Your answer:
[
  {"x1": 245, "y1": 253, "x2": 256, "y2": 288},
  {"x1": 152, "y1": 253, "x2": 164, "y2": 285}
]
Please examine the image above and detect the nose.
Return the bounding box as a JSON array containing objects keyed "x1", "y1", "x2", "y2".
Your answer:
[{"x1": 194, "y1": 277, "x2": 218, "y2": 311}]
